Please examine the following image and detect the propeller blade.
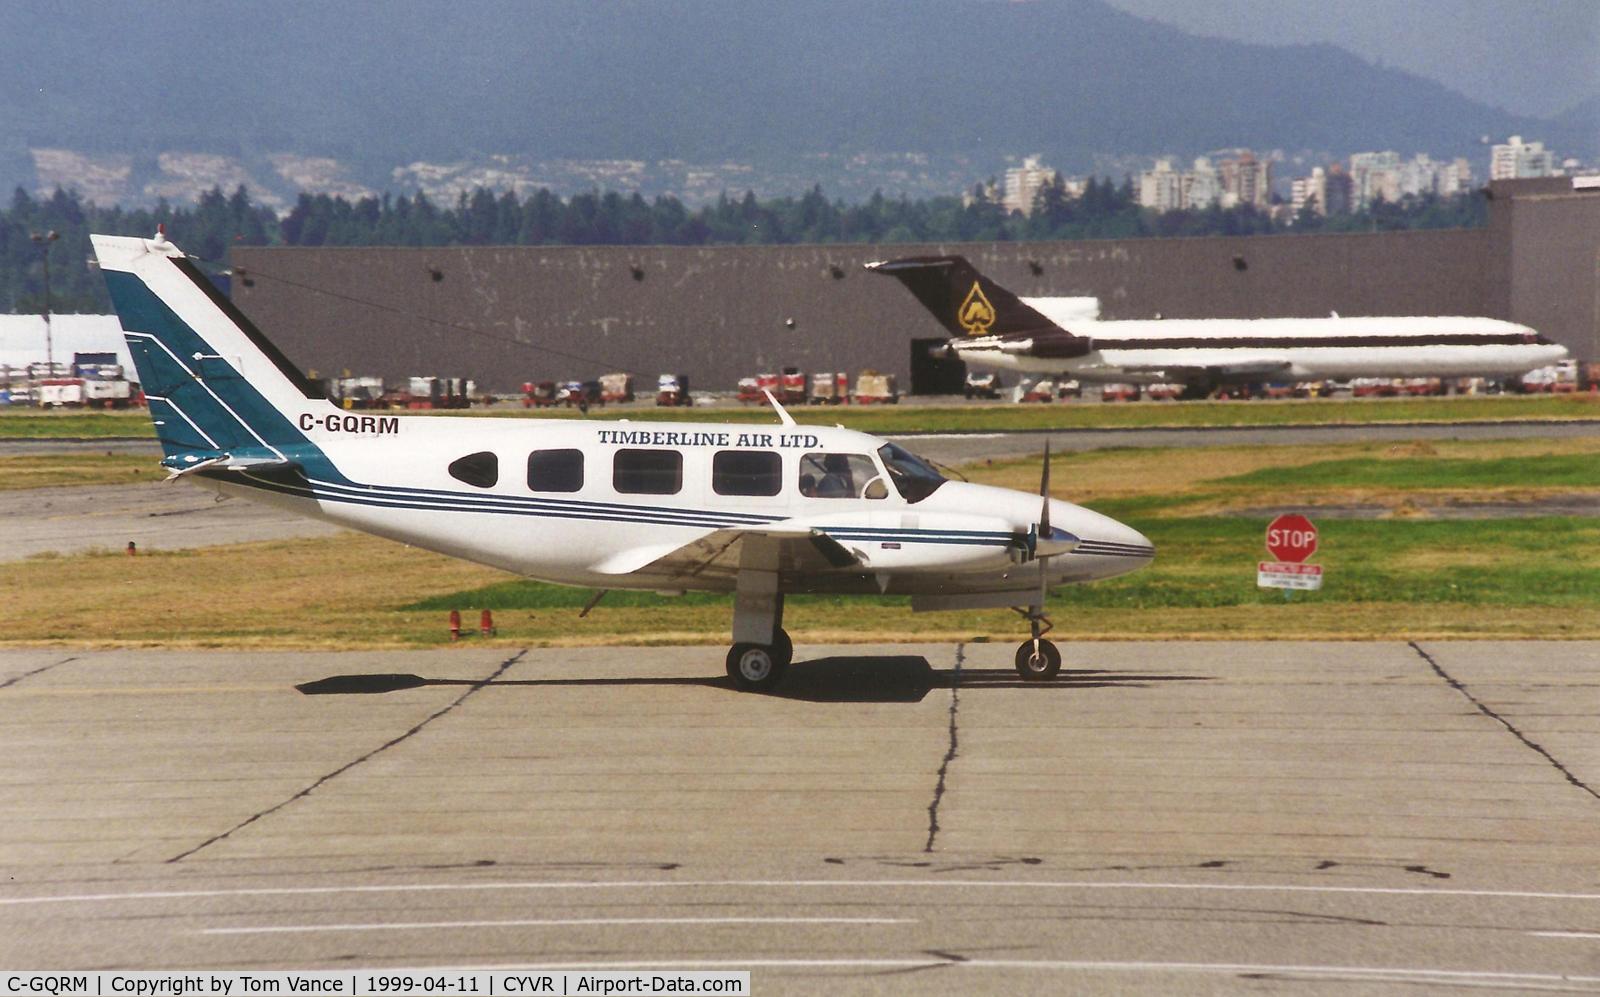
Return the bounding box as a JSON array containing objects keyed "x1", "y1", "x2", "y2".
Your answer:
[
  {"x1": 1038, "y1": 540, "x2": 1050, "y2": 606},
  {"x1": 1039, "y1": 439, "x2": 1052, "y2": 537}
]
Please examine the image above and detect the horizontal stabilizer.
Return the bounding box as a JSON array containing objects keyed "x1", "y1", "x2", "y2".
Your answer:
[{"x1": 161, "y1": 449, "x2": 296, "y2": 481}]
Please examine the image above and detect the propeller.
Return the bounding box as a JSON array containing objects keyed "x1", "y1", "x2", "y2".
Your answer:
[
  {"x1": 1010, "y1": 440, "x2": 1079, "y2": 567},
  {"x1": 1036, "y1": 441, "x2": 1053, "y2": 609},
  {"x1": 1027, "y1": 440, "x2": 1080, "y2": 603}
]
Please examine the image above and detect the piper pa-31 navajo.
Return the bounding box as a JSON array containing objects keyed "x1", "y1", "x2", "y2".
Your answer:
[
  {"x1": 93, "y1": 232, "x2": 1153, "y2": 691},
  {"x1": 868, "y1": 255, "x2": 1568, "y2": 396}
]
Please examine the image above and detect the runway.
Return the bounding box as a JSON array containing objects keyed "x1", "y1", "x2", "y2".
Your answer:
[{"x1": 4, "y1": 641, "x2": 1600, "y2": 992}]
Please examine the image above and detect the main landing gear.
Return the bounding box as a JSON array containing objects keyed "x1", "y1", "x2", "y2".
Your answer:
[
  {"x1": 1012, "y1": 605, "x2": 1061, "y2": 681},
  {"x1": 727, "y1": 628, "x2": 793, "y2": 692},
  {"x1": 728, "y1": 559, "x2": 791, "y2": 692}
]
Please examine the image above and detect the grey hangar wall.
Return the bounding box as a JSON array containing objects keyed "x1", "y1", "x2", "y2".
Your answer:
[{"x1": 230, "y1": 179, "x2": 1600, "y2": 393}]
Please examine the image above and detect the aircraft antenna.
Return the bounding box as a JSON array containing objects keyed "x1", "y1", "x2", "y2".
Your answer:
[{"x1": 762, "y1": 388, "x2": 797, "y2": 426}]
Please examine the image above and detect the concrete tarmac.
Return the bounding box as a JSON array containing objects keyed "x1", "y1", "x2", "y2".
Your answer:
[
  {"x1": 4, "y1": 641, "x2": 1600, "y2": 993},
  {"x1": 0, "y1": 481, "x2": 341, "y2": 561}
]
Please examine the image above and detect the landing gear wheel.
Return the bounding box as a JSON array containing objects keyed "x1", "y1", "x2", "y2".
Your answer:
[
  {"x1": 727, "y1": 641, "x2": 789, "y2": 692},
  {"x1": 770, "y1": 627, "x2": 793, "y2": 669},
  {"x1": 1015, "y1": 638, "x2": 1062, "y2": 681}
]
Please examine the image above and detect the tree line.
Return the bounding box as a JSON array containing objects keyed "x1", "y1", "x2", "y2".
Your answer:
[{"x1": 2, "y1": 181, "x2": 1487, "y2": 314}]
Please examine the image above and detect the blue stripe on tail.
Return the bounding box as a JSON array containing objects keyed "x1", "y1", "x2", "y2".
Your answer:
[{"x1": 104, "y1": 270, "x2": 312, "y2": 457}]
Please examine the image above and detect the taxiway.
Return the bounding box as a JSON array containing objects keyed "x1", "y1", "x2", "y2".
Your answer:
[{"x1": 3, "y1": 641, "x2": 1599, "y2": 992}]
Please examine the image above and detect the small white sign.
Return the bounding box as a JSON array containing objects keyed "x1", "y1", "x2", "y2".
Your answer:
[{"x1": 1258, "y1": 560, "x2": 1324, "y2": 591}]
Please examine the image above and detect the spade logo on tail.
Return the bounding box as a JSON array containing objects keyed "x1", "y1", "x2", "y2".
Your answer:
[{"x1": 958, "y1": 280, "x2": 996, "y2": 335}]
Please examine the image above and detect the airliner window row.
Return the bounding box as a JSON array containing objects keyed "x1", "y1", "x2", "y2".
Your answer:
[{"x1": 449, "y1": 447, "x2": 941, "y2": 501}]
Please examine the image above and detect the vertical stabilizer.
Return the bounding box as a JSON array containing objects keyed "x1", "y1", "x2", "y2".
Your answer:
[
  {"x1": 865, "y1": 255, "x2": 1069, "y2": 340},
  {"x1": 91, "y1": 233, "x2": 322, "y2": 458}
]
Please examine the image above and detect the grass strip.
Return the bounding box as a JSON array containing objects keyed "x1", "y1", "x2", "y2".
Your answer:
[{"x1": 2, "y1": 394, "x2": 1596, "y2": 439}]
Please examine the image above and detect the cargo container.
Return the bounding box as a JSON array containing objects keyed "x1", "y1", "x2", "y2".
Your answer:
[
  {"x1": 600, "y1": 372, "x2": 635, "y2": 403},
  {"x1": 38, "y1": 379, "x2": 86, "y2": 407},
  {"x1": 853, "y1": 370, "x2": 899, "y2": 404},
  {"x1": 523, "y1": 380, "x2": 560, "y2": 408},
  {"x1": 778, "y1": 366, "x2": 808, "y2": 405},
  {"x1": 810, "y1": 371, "x2": 848, "y2": 404},
  {"x1": 1020, "y1": 378, "x2": 1056, "y2": 403}
]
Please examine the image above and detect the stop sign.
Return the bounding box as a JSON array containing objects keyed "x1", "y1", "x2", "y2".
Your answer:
[{"x1": 1266, "y1": 514, "x2": 1318, "y2": 563}]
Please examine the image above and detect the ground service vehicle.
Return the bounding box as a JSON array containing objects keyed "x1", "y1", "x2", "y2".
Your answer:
[{"x1": 656, "y1": 373, "x2": 692, "y2": 406}]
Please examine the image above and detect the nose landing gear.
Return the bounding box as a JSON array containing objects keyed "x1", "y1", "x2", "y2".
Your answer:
[{"x1": 1012, "y1": 605, "x2": 1061, "y2": 680}]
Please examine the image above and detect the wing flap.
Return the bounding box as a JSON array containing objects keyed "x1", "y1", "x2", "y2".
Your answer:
[{"x1": 593, "y1": 526, "x2": 862, "y2": 579}]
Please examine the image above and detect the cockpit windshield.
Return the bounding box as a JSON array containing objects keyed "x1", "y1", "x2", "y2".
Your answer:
[{"x1": 877, "y1": 442, "x2": 946, "y2": 503}]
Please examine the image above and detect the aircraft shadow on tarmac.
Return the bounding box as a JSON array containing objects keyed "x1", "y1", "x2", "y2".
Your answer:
[{"x1": 295, "y1": 656, "x2": 1208, "y2": 705}]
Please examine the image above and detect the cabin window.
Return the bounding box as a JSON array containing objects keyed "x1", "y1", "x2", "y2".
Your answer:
[
  {"x1": 447, "y1": 451, "x2": 499, "y2": 489},
  {"x1": 614, "y1": 448, "x2": 682, "y2": 495},
  {"x1": 527, "y1": 448, "x2": 584, "y2": 492},
  {"x1": 798, "y1": 453, "x2": 886, "y2": 500},
  {"x1": 713, "y1": 450, "x2": 782, "y2": 496}
]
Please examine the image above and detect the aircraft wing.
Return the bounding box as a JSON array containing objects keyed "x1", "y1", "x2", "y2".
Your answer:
[
  {"x1": 592, "y1": 525, "x2": 862, "y2": 581},
  {"x1": 1112, "y1": 359, "x2": 1293, "y2": 383}
]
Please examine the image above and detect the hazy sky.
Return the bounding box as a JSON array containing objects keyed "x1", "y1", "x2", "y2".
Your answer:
[{"x1": 1102, "y1": 0, "x2": 1599, "y2": 118}]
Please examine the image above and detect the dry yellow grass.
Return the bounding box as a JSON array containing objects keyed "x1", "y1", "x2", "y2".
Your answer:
[{"x1": 0, "y1": 454, "x2": 165, "y2": 490}]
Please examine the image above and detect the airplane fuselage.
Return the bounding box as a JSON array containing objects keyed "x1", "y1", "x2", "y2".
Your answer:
[
  {"x1": 205, "y1": 411, "x2": 1152, "y2": 597},
  {"x1": 953, "y1": 310, "x2": 1567, "y2": 384}
]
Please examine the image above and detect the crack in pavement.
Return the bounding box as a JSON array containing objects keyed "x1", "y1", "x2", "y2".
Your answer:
[
  {"x1": 1410, "y1": 641, "x2": 1600, "y2": 804},
  {"x1": 168, "y1": 649, "x2": 528, "y2": 863},
  {"x1": 0, "y1": 656, "x2": 78, "y2": 690},
  {"x1": 924, "y1": 642, "x2": 964, "y2": 853}
]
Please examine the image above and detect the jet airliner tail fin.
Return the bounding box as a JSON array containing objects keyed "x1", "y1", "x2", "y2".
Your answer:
[
  {"x1": 865, "y1": 255, "x2": 1070, "y2": 341},
  {"x1": 91, "y1": 233, "x2": 324, "y2": 459}
]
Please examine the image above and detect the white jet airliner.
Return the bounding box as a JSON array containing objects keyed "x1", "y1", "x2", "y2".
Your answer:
[
  {"x1": 869, "y1": 255, "x2": 1568, "y2": 397},
  {"x1": 92, "y1": 232, "x2": 1153, "y2": 691}
]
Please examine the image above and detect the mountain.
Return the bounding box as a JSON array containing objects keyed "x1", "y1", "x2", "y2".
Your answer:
[
  {"x1": 1549, "y1": 95, "x2": 1600, "y2": 158},
  {"x1": 0, "y1": 0, "x2": 1577, "y2": 196}
]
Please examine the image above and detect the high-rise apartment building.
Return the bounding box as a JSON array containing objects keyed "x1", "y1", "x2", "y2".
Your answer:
[
  {"x1": 1137, "y1": 158, "x2": 1183, "y2": 212},
  {"x1": 1140, "y1": 153, "x2": 1264, "y2": 211},
  {"x1": 1349, "y1": 151, "x2": 1402, "y2": 208},
  {"x1": 1003, "y1": 155, "x2": 1058, "y2": 215},
  {"x1": 1491, "y1": 136, "x2": 1559, "y2": 180},
  {"x1": 1218, "y1": 151, "x2": 1271, "y2": 209}
]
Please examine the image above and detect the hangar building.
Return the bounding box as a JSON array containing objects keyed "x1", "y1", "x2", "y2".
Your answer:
[{"x1": 230, "y1": 177, "x2": 1600, "y2": 394}]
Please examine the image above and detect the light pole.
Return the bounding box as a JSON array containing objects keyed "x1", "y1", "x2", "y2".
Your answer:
[{"x1": 30, "y1": 230, "x2": 59, "y2": 373}]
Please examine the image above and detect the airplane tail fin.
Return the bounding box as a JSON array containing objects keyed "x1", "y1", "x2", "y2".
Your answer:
[
  {"x1": 91, "y1": 233, "x2": 324, "y2": 460},
  {"x1": 864, "y1": 255, "x2": 1071, "y2": 340}
]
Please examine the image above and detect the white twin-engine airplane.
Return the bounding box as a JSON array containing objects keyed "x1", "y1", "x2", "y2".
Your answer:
[
  {"x1": 93, "y1": 232, "x2": 1153, "y2": 691},
  {"x1": 868, "y1": 255, "x2": 1569, "y2": 397}
]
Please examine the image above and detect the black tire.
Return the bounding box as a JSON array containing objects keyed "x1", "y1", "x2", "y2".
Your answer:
[
  {"x1": 1015, "y1": 638, "x2": 1062, "y2": 681},
  {"x1": 770, "y1": 628, "x2": 793, "y2": 668},
  {"x1": 727, "y1": 642, "x2": 789, "y2": 692}
]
